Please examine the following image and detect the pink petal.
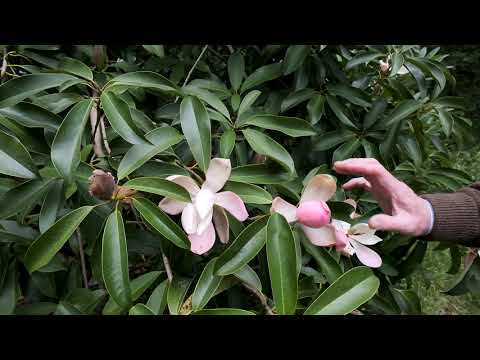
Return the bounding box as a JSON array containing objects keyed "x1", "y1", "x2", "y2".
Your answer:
[
  {"x1": 213, "y1": 206, "x2": 229, "y2": 244},
  {"x1": 189, "y1": 222, "x2": 216, "y2": 255},
  {"x1": 194, "y1": 188, "x2": 215, "y2": 220},
  {"x1": 334, "y1": 228, "x2": 350, "y2": 252},
  {"x1": 166, "y1": 175, "x2": 200, "y2": 196},
  {"x1": 158, "y1": 198, "x2": 187, "y2": 215},
  {"x1": 296, "y1": 200, "x2": 331, "y2": 228},
  {"x1": 181, "y1": 203, "x2": 198, "y2": 234},
  {"x1": 301, "y1": 224, "x2": 337, "y2": 247},
  {"x1": 271, "y1": 197, "x2": 298, "y2": 223},
  {"x1": 300, "y1": 174, "x2": 337, "y2": 204},
  {"x1": 215, "y1": 191, "x2": 248, "y2": 221},
  {"x1": 351, "y1": 240, "x2": 382, "y2": 268},
  {"x1": 202, "y1": 158, "x2": 231, "y2": 193}
]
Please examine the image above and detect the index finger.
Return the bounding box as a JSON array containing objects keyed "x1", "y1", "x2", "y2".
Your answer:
[{"x1": 333, "y1": 158, "x2": 383, "y2": 178}]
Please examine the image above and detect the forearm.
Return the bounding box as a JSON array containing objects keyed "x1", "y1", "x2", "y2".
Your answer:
[{"x1": 421, "y1": 182, "x2": 480, "y2": 246}]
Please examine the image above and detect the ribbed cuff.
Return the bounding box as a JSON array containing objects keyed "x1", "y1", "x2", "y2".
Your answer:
[{"x1": 421, "y1": 190, "x2": 480, "y2": 244}]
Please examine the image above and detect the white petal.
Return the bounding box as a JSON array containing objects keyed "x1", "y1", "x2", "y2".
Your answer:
[
  {"x1": 331, "y1": 219, "x2": 351, "y2": 233},
  {"x1": 212, "y1": 206, "x2": 229, "y2": 244},
  {"x1": 397, "y1": 66, "x2": 409, "y2": 75},
  {"x1": 158, "y1": 198, "x2": 187, "y2": 215},
  {"x1": 301, "y1": 224, "x2": 337, "y2": 247},
  {"x1": 349, "y1": 234, "x2": 383, "y2": 246},
  {"x1": 194, "y1": 188, "x2": 215, "y2": 220},
  {"x1": 189, "y1": 222, "x2": 216, "y2": 255},
  {"x1": 181, "y1": 203, "x2": 198, "y2": 234},
  {"x1": 349, "y1": 223, "x2": 374, "y2": 235},
  {"x1": 202, "y1": 158, "x2": 231, "y2": 193},
  {"x1": 196, "y1": 209, "x2": 213, "y2": 235},
  {"x1": 351, "y1": 240, "x2": 382, "y2": 268},
  {"x1": 215, "y1": 191, "x2": 249, "y2": 221},
  {"x1": 166, "y1": 175, "x2": 200, "y2": 196},
  {"x1": 300, "y1": 174, "x2": 337, "y2": 204},
  {"x1": 271, "y1": 197, "x2": 298, "y2": 223}
]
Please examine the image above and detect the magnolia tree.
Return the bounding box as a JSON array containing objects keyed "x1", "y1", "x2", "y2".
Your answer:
[{"x1": 0, "y1": 44, "x2": 477, "y2": 315}]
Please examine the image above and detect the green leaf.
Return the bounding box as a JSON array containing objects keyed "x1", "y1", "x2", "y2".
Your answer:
[
  {"x1": 39, "y1": 180, "x2": 64, "y2": 233},
  {"x1": 325, "y1": 94, "x2": 358, "y2": 129},
  {"x1": 167, "y1": 276, "x2": 192, "y2": 315},
  {"x1": 436, "y1": 107, "x2": 453, "y2": 137},
  {"x1": 231, "y1": 94, "x2": 240, "y2": 112},
  {"x1": 233, "y1": 264, "x2": 262, "y2": 292},
  {"x1": 242, "y1": 128, "x2": 295, "y2": 174},
  {"x1": 180, "y1": 96, "x2": 211, "y2": 172},
  {"x1": 124, "y1": 177, "x2": 190, "y2": 202},
  {"x1": 0, "y1": 261, "x2": 16, "y2": 315},
  {"x1": 129, "y1": 304, "x2": 155, "y2": 315},
  {"x1": 191, "y1": 308, "x2": 255, "y2": 315},
  {"x1": 130, "y1": 108, "x2": 155, "y2": 133},
  {"x1": 215, "y1": 216, "x2": 269, "y2": 276},
  {"x1": 107, "y1": 71, "x2": 179, "y2": 94},
  {"x1": 390, "y1": 287, "x2": 421, "y2": 314},
  {"x1": 0, "y1": 73, "x2": 76, "y2": 108},
  {"x1": 345, "y1": 52, "x2": 384, "y2": 70},
  {"x1": 183, "y1": 85, "x2": 230, "y2": 120},
  {"x1": 283, "y1": 45, "x2": 310, "y2": 75},
  {"x1": 228, "y1": 52, "x2": 245, "y2": 92},
  {"x1": 31, "y1": 272, "x2": 57, "y2": 298},
  {"x1": 379, "y1": 119, "x2": 403, "y2": 162},
  {"x1": 432, "y1": 96, "x2": 466, "y2": 110},
  {"x1": 298, "y1": 228, "x2": 342, "y2": 284},
  {"x1": 117, "y1": 126, "x2": 184, "y2": 180},
  {"x1": 398, "y1": 135, "x2": 422, "y2": 168},
  {"x1": 14, "y1": 302, "x2": 57, "y2": 315},
  {"x1": 0, "y1": 102, "x2": 62, "y2": 130},
  {"x1": 146, "y1": 279, "x2": 169, "y2": 315},
  {"x1": 54, "y1": 301, "x2": 84, "y2": 315},
  {"x1": 389, "y1": 53, "x2": 404, "y2": 77},
  {"x1": 0, "y1": 178, "x2": 53, "y2": 219},
  {"x1": 51, "y1": 99, "x2": 94, "y2": 183},
  {"x1": 132, "y1": 197, "x2": 189, "y2": 249},
  {"x1": 304, "y1": 266, "x2": 379, "y2": 315},
  {"x1": 398, "y1": 241, "x2": 427, "y2": 278},
  {"x1": 101, "y1": 209, "x2": 131, "y2": 308},
  {"x1": 444, "y1": 257, "x2": 480, "y2": 296},
  {"x1": 312, "y1": 129, "x2": 356, "y2": 151},
  {"x1": 24, "y1": 206, "x2": 94, "y2": 273},
  {"x1": 266, "y1": 213, "x2": 298, "y2": 315},
  {"x1": 58, "y1": 57, "x2": 93, "y2": 81},
  {"x1": 363, "y1": 98, "x2": 387, "y2": 129},
  {"x1": 238, "y1": 90, "x2": 261, "y2": 117},
  {"x1": 192, "y1": 258, "x2": 223, "y2": 312},
  {"x1": 281, "y1": 88, "x2": 316, "y2": 113},
  {"x1": 242, "y1": 115, "x2": 316, "y2": 137},
  {"x1": 384, "y1": 99, "x2": 422, "y2": 127},
  {"x1": 143, "y1": 45, "x2": 165, "y2": 57},
  {"x1": 219, "y1": 128, "x2": 236, "y2": 158},
  {"x1": 0, "y1": 129, "x2": 39, "y2": 179},
  {"x1": 223, "y1": 181, "x2": 272, "y2": 204},
  {"x1": 101, "y1": 91, "x2": 145, "y2": 144},
  {"x1": 327, "y1": 84, "x2": 370, "y2": 108},
  {"x1": 230, "y1": 164, "x2": 293, "y2": 184},
  {"x1": 240, "y1": 63, "x2": 283, "y2": 94},
  {"x1": 408, "y1": 58, "x2": 446, "y2": 91},
  {"x1": 332, "y1": 137, "x2": 361, "y2": 164},
  {"x1": 306, "y1": 94, "x2": 325, "y2": 125}
]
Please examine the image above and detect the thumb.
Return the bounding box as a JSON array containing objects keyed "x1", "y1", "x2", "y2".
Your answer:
[{"x1": 368, "y1": 214, "x2": 406, "y2": 233}]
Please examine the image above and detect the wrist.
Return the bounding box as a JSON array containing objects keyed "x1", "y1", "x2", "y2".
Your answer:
[{"x1": 418, "y1": 198, "x2": 435, "y2": 236}]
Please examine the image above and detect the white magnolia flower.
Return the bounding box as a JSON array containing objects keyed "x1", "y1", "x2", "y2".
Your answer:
[{"x1": 159, "y1": 158, "x2": 248, "y2": 255}]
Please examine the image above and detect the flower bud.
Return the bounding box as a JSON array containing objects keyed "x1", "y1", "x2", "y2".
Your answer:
[
  {"x1": 296, "y1": 200, "x2": 331, "y2": 228},
  {"x1": 89, "y1": 169, "x2": 116, "y2": 200},
  {"x1": 379, "y1": 60, "x2": 390, "y2": 74}
]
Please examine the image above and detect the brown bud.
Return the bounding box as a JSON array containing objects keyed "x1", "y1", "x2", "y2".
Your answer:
[
  {"x1": 112, "y1": 186, "x2": 137, "y2": 202},
  {"x1": 89, "y1": 169, "x2": 116, "y2": 200}
]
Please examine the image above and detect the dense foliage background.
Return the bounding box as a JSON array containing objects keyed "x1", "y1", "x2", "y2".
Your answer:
[{"x1": 0, "y1": 44, "x2": 479, "y2": 315}]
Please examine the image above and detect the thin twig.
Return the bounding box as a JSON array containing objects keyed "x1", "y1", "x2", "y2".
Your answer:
[
  {"x1": 99, "y1": 114, "x2": 111, "y2": 155},
  {"x1": 76, "y1": 229, "x2": 89, "y2": 289},
  {"x1": 242, "y1": 282, "x2": 274, "y2": 315},
  {"x1": 89, "y1": 95, "x2": 105, "y2": 158},
  {"x1": 174, "y1": 44, "x2": 209, "y2": 103}
]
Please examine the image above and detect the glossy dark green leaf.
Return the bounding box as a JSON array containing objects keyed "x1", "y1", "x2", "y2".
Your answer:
[
  {"x1": 0, "y1": 129, "x2": 39, "y2": 179},
  {"x1": 238, "y1": 90, "x2": 261, "y2": 117},
  {"x1": 132, "y1": 197, "x2": 189, "y2": 249},
  {"x1": 14, "y1": 302, "x2": 57, "y2": 315},
  {"x1": 312, "y1": 129, "x2": 356, "y2": 151},
  {"x1": 130, "y1": 108, "x2": 155, "y2": 133},
  {"x1": 230, "y1": 164, "x2": 293, "y2": 184},
  {"x1": 107, "y1": 71, "x2": 179, "y2": 94},
  {"x1": 306, "y1": 94, "x2": 325, "y2": 125},
  {"x1": 24, "y1": 206, "x2": 94, "y2": 272},
  {"x1": 389, "y1": 53, "x2": 404, "y2": 77},
  {"x1": 180, "y1": 96, "x2": 211, "y2": 172},
  {"x1": 363, "y1": 98, "x2": 387, "y2": 129},
  {"x1": 129, "y1": 304, "x2": 155, "y2": 315},
  {"x1": 242, "y1": 115, "x2": 316, "y2": 137},
  {"x1": 240, "y1": 63, "x2": 283, "y2": 94},
  {"x1": 345, "y1": 52, "x2": 384, "y2": 70},
  {"x1": 167, "y1": 276, "x2": 193, "y2": 315},
  {"x1": 432, "y1": 96, "x2": 466, "y2": 110},
  {"x1": 0, "y1": 73, "x2": 75, "y2": 108},
  {"x1": 325, "y1": 94, "x2": 358, "y2": 129},
  {"x1": 304, "y1": 266, "x2": 379, "y2": 315},
  {"x1": 0, "y1": 261, "x2": 16, "y2": 315},
  {"x1": 191, "y1": 308, "x2": 255, "y2": 315},
  {"x1": 51, "y1": 99, "x2": 94, "y2": 183},
  {"x1": 233, "y1": 264, "x2": 262, "y2": 292},
  {"x1": 283, "y1": 45, "x2": 310, "y2": 75},
  {"x1": 58, "y1": 57, "x2": 93, "y2": 81},
  {"x1": 281, "y1": 89, "x2": 316, "y2": 113},
  {"x1": 332, "y1": 137, "x2": 361, "y2": 164},
  {"x1": 390, "y1": 287, "x2": 421, "y2": 315},
  {"x1": 31, "y1": 272, "x2": 57, "y2": 298},
  {"x1": 124, "y1": 177, "x2": 190, "y2": 202},
  {"x1": 379, "y1": 118, "x2": 402, "y2": 162},
  {"x1": 436, "y1": 107, "x2": 453, "y2": 137},
  {"x1": 0, "y1": 115, "x2": 49, "y2": 154},
  {"x1": 54, "y1": 301, "x2": 84, "y2": 315},
  {"x1": 146, "y1": 279, "x2": 169, "y2": 315},
  {"x1": 397, "y1": 241, "x2": 427, "y2": 278},
  {"x1": 327, "y1": 84, "x2": 370, "y2": 108},
  {"x1": 219, "y1": 128, "x2": 236, "y2": 158},
  {"x1": 39, "y1": 180, "x2": 64, "y2": 233},
  {"x1": 242, "y1": 128, "x2": 295, "y2": 174},
  {"x1": 228, "y1": 52, "x2": 245, "y2": 92},
  {"x1": 192, "y1": 257, "x2": 223, "y2": 312},
  {"x1": 143, "y1": 45, "x2": 165, "y2": 57},
  {"x1": 183, "y1": 85, "x2": 230, "y2": 120},
  {"x1": 266, "y1": 213, "x2": 297, "y2": 315},
  {"x1": 384, "y1": 99, "x2": 422, "y2": 127},
  {"x1": 223, "y1": 181, "x2": 272, "y2": 204},
  {"x1": 0, "y1": 102, "x2": 62, "y2": 130},
  {"x1": 399, "y1": 135, "x2": 422, "y2": 168},
  {"x1": 215, "y1": 216, "x2": 269, "y2": 276}
]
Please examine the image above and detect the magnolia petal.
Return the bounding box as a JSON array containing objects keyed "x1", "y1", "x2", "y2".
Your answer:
[
  {"x1": 158, "y1": 198, "x2": 187, "y2": 215},
  {"x1": 202, "y1": 158, "x2": 231, "y2": 193},
  {"x1": 340, "y1": 242, "x2": 355, "y2": 257},
  {"x1": 397, "y1": 65, "x2": 410, "y2": 75},
  {"x1": 213, "y1": 206, "x2": 229, "y2": 244},
  {"x1": 301, "y1": 224, "x2": 337, "y2": 247},
  {"x1": 349, "y1": 223, "x2": 374, "y2": 236},
  {"x1": 343, "y1": 198, "x2": 360, "y2": 219},
  {"x1": 350, "y1": 233, "x2": 383, "y2": 246},
  {"x1": 197, "y1": 209, "x2": 213, "y2": 236},
  {"x1": 331, "y1": 219, "x2": 351, "y2": 233},
  {"x1": 166, "y1": 175, "x2": 200, "y2": 196},
  {"x1": 194, "y1": 188, "x2": 216, "y2": 220},
  {"x1": 189, "y1": 222, "x2": 216, "y2": 255},
  {"x1": 351, "y1": 240, "x2": 382, "y2": 268},
  {"x1": 271, "y1": 197, "x2": 298, "y2": 223},
  {"x1": 215, "y1": 191, "x2": 249, "y2": 221},
  {"x1": 181, "y1": 203, "x2": 198, "y2": 234},
  {"x1": 334, "y1": 228, "x2": 350, "y2": 251},
  {"x1": 300, "y1": 174, "x2": 337, "y2": 204}
]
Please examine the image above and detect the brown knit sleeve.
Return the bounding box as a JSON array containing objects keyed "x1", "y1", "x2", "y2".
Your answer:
[{"x1": 421, "y1": 182, "x2": 480, "y2": 247}]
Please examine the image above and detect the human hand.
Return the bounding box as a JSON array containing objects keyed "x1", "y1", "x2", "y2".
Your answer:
[{"x1": 333, "y1": 158, "x2": 433, "y2": 236}]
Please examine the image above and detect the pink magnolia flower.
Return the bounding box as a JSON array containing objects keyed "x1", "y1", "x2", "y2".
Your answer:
[{"x1": 159, "y1": 158, "x2": 248, "y2": 255}]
